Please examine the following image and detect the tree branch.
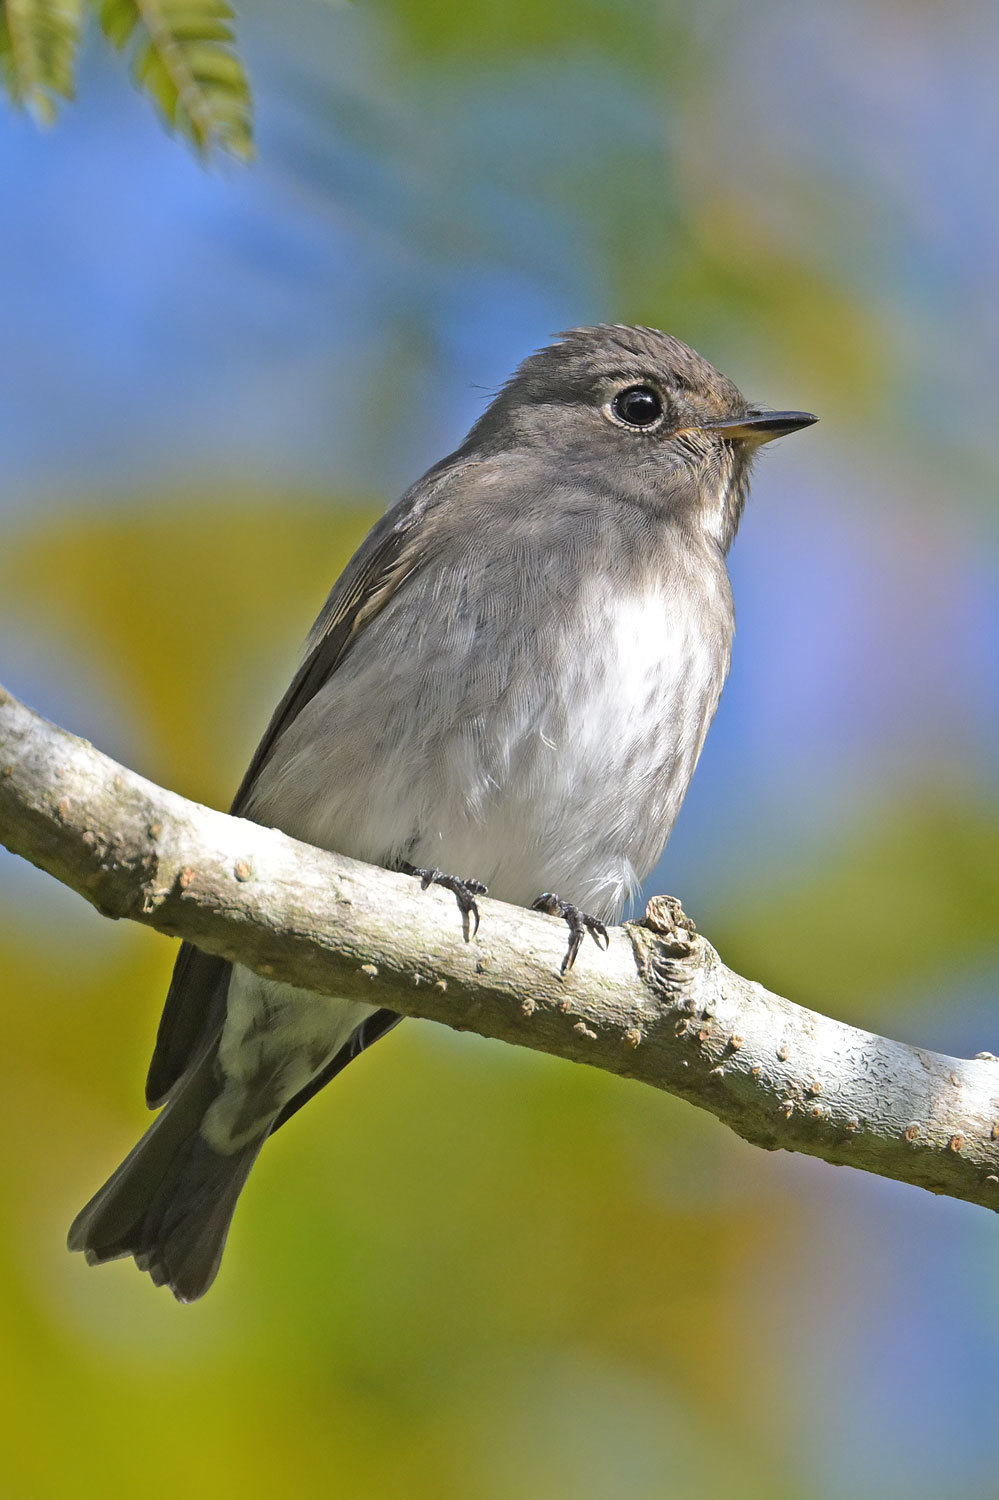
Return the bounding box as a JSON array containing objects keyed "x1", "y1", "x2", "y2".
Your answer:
[{"x1": 2, "y1": 681, "x2": 998, "y2": 1211}]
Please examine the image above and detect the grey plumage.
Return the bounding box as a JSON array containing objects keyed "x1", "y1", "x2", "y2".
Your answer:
[{"x1": 68, "y1": 324, "x2": 815, "y2": 1299}]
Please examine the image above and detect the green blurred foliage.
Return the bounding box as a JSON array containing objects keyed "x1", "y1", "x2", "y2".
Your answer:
[
  {"x1": 0, "y1": 0, "x2": 80, "y2": 124},
  {"x1": 98, "y1": 0, "x2": 253, "y2": 159},
  {"x1": 715, "y1": 800, "x2": 999, "y2": 1027},
  {"x1": 380, "y1": 0, "x2": 669, "y2": 66},
  {"x1": 0, "y1": 499, "x2": 785, "y2": 1496},
  {"x1": 369, "y1": 0, "x2": 896, "y2": 424},
  {"x1": 0, "y1": 0, "x2": 252, "y2": 155},
  {"x1": 2, "y1": 497, "x2": 377, "y2": 799},
  {"x1": 2, "y1": 494, "x2": 994, "y2": 1498}
]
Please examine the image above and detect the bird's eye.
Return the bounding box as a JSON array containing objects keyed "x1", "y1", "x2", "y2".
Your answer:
[{"x1": 610, "y1": 385, "x2": 663, "y2": 429}]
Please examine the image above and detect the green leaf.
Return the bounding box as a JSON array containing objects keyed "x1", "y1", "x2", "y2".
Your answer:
[
  {"x1": 98, "y1": 0, "x2": 137, "y2": 47},
  {"x1": 132, "y1": 37, "x2": 179, "y2": 122},
  {"x1": 0, "y1": 0, "x2": 82, "y2": 123},
  {"x1": 90, "y1": 0, "x2": 253, "y2": 160}
]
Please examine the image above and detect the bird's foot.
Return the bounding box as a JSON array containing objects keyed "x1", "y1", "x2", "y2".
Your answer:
[
  {"x1": 531, "y1": 893, "x2": 609, "y2": 976},
  {"x1": 401, "y1": 864, "x2": 488, "y2": 940}
]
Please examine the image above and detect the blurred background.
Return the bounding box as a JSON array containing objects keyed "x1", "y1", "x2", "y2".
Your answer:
[{"x1": 1, "y1": 0, "x2": 998, "y2": 1495}]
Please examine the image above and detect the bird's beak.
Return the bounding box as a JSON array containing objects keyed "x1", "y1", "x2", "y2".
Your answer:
[{"x1": 707, "y1": 410, "x2": 818, "y2": 444}]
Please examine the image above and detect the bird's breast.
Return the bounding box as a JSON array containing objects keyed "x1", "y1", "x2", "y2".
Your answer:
[
  {"x1": 404, "y1": 567, "x2": 733, "y2": 920},
  {"x1": 250, "y1": 544, "x2": 734, "y2": 923},
  {"x1": 519, "y1": 575, "x2": 732, "y2": 894}
]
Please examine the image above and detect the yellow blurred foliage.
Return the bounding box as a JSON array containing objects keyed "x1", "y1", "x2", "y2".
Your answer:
[{"x1": 2, "y1": 496, "x2": 806, "y2": 1500}]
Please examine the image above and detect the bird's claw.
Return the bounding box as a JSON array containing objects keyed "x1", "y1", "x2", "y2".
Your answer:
[
  {"x1": 402, "y1": 864, "x2": 488, "y2": 940},
  {"x1": 531, "y1": 892, "x2": 609, "y2": 975}
]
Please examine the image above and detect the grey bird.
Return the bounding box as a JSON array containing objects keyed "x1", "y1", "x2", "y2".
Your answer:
[{"x1": 68, "y1": 324, "x2": 815, "y2": 1300}]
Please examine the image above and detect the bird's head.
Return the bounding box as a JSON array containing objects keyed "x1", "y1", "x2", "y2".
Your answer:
[{"x1": 463, "y1": 324, "x2": 816, "y2": 553}]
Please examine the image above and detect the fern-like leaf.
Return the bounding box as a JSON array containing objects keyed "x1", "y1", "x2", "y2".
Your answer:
[
  {"x1": 93, "y1": 0, "x2": 252, "y2": 159},
  {"x1": 0, "y1": 0, "x2": 81, "y2": 123}
]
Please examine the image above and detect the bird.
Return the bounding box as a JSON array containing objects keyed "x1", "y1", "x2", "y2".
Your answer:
[{"x1": 68, "y1": 324, "x2": 816, "y2": 1301}]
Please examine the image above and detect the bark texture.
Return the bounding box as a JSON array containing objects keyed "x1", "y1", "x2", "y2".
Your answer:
[{"x1": 3, "y1": 682, "x2": 998, "y2": 1211}]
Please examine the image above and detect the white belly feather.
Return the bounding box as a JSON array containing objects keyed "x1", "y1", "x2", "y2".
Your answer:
[
  {"x1": 210, "y1": 564, "x2": 731, "y2": 1152},
  {"x1": 400, "y1": 581, "x2": 729, "y2": 920}
]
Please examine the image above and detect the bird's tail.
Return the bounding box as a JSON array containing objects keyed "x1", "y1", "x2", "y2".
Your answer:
[{"x1": 67, "y1": 1043, "x2": 263, "y2": 1302}]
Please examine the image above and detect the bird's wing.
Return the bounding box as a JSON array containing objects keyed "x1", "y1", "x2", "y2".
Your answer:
[{"x1": 145, "y1": 458, "x2": 479, "y2": 1108}]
